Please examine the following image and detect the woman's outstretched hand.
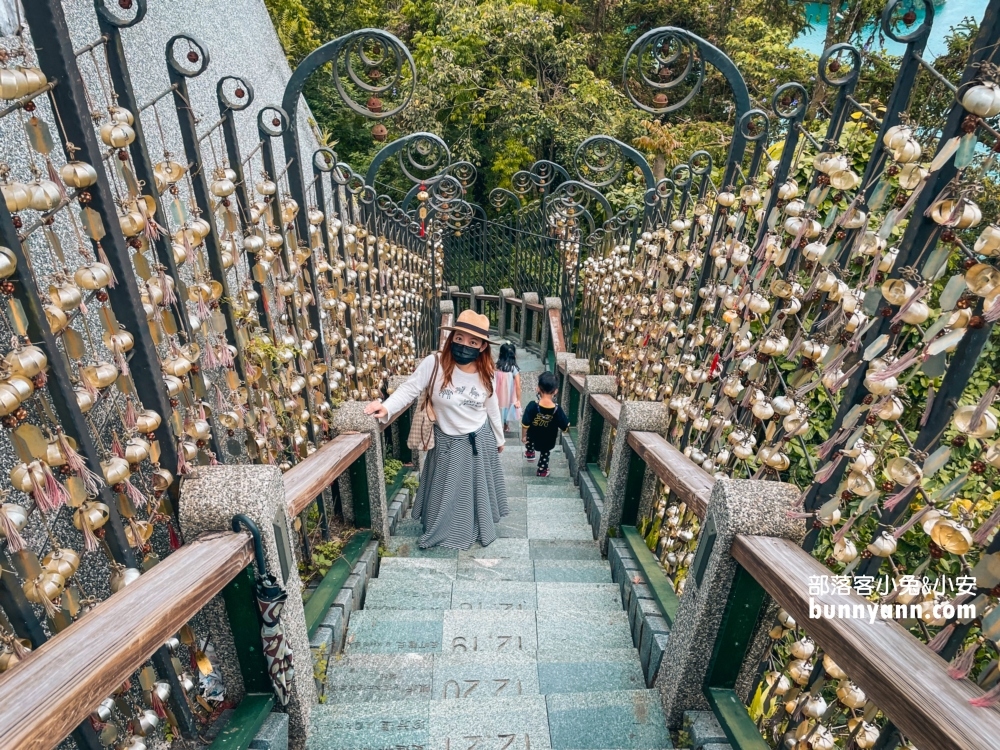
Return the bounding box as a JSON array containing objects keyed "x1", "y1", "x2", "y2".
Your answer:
[
  {"x1": 498, "y1": 445, "x2": 504, "y2": 453},
  {"x1": 364, "y1": 400, "x2": 388, "y2": 419}
]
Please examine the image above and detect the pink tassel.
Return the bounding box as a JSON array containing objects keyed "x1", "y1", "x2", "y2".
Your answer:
[
  {"x1": 890, "y1": 286, "x2": 930, "y2": 324},
  {"x1": 96, "y1": 243, "x2": 117, "y2": 288},
  {"x1": 8, "y1": 635, "x2": 29, "y2": 660},
  {"x1": 80, "y1": 519, "x2": 100, "y2": 552},
  {"x1": 82, "y1": 376, "x2": 99, "y2": 402},
  {"x1": 785, "y1": 511, "x2": 814, "y2": 519},
  {"x1": 176, "y1": 442, "x2": 191, "y2": 477},
  {"x1": 926, "y1": 623, "x2": 956, "y2": 653},
  {"x1": 58, "y1": 432, "x2": 103, "y2": 495},
  {"x1": 920, "y1": 387, "x2": 935, "y2": 427},
  {"x1": 197, "y1": 295, "x2": 211, "y2": 324},
  {"x1": 158, "y1": 266, "x2": 176, "y2": 306},
  {"x1": 78, "y1": 299, "x2": 88, "y2": 316},
  {"x1": 828, "y1": 362, "x2": 860, "y2": 393},
  {"x1": 40, "y1": 463, "x2": 69, "y2": 512},
  {"x1": 111, "y1": 340, "x2": 129, "y2": 375},
  {"x1": 969, "y1": 386, "x2": 997, "y2": 436},
  {"x1": 215, "y1": 384, "x2": 228, "y2": 414},
  {"x1": 948, "y1": 642, "x2": 980, "y2": 680},
  {"x1": 973, "y1": 503, "x2": 1000, "y2": 546},
  {"x1": 868, "y1": 348, "x2": 922, "y2": 381},
  {"x1": 46, "y1": 158, "x2": 68, "y2": 202},
  {"x1": 0, "y1": 507, "x2": 26, "y2": 552},
  {"x1": 893, "y1": 506, "x2": 930, "y2": 539},
  {"x1": 124, "y1": 478, "x2": 147, "y2": 509},
  {"x1": 816, "y1": 429, "x2": 846, "y2": 460},
  {"x1": 790, "y1": 487, "x2": 810, "y2": 509},
  {"x1": 217, "y1": 341, "x2": 234, "y2": 369},
  {"x1": 202, "y1": 340, "x2": 219, "y2": 370},
  {"x1": 124, "y1": 399, "x2": 138, "y2": 431},
  {"x1": 814, "y1": 454, "x2": 845, "y2": 485},
  {"x1": 984, "y1": 294, "x2": 1000, "y2": 323},
  {"x1": 127, "y1": 517, "x2": 146, "y2": 549},
  {"x1": 198, "y1": 402, "x2": 207, "y2": 422},
  {"x1": 830, "y1": 513, "x2": 857, "y2": 543},
  {"x1": 884, "y1": 478, "x2": 920, "y2": 512},
  {"x1": 111, "y1": 433, "x2": 125, "y2": 459},
  {"x1": 970, "y1": 682, "x2": 1000, "y2": 708}
]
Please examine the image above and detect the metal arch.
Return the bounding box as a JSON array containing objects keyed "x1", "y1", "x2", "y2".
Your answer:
[
  {"x1": 529, "y1": 160, "x2": 571, "y2": 193},
  {"x1": 545, "y1": 180, "x2": 613, "y2": 225},
  {"x1": 489, "y1": 188, "x2": 522, "y2": 214},
  {"x1": 573, "y1": 135, "x2": 655, "y2": 191},
  {"x1": 623, "y1": 27, "x2": 751, "y2": 120},
  {"x1": 364, "y1": 131, "x2": 452, "y2": 187},
  {"x1": 399, "y1": 160, "x2": 478, "y2": 210}
]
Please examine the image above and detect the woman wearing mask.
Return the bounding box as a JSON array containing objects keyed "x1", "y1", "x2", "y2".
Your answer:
[{"x1": 364, "y1": 310, "x2": 508, "y2": 549}]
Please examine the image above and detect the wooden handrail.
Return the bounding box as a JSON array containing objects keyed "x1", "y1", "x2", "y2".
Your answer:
[
  {"x1": 627, "y1": 431, "x2": 714, "y2": 519},
  {"x1": 568, "y1": 373, "x2": 585, "y2": 392},
  {"x1": 284, "y1": 432, "x2": 371, "y2": 516},
  {"x1": 525, "y1": 302, "x2": 543, "y2": 312},
  {"x1": 547, "y1": 307, "x2": 566, "y2": 355},
  {"x1": 590, "y1": 393, "x2": 621, "y2": 426},
  {"x1": 479, "y1": 294, "x2": 500, "y2": 302},
  {"x1": 504, "y1": 296, "x2": 522, "y2": 305},
  {"x1": 732, "y1": 535, "x2": 1000, "y2": 750},
  {"x1": 0, "y1": 532, "x2": 253, "y2": 750}
]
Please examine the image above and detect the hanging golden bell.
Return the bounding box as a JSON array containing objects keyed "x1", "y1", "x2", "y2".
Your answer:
[
  {"x1": 81, "y1": 362, "x2": 118, "y2": 390},
  {"x1": 134, "y1": 410, "x2": 162, "y2": 434},
  {"x1": 60, "y1": 161, "x2": 98, "y2": 188},
  {"x1": 42, "y1": 547, "x2": 81, "y2": 578}
]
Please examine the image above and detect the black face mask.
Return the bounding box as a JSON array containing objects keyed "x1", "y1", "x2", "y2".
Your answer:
[{"x1": 451, "y1": 342, "x2": 481, "y2": 365}]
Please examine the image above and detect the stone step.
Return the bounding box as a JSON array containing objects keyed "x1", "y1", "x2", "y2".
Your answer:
[
  {"x1": 442, "y1": 610, "x2": 538, "y2": 656},
  {"x1": 451, "y1": 581, "x2": 537, "y2": 610},
  {"x1": 378, "y1": 558, "x2": 457, "y2": 581},
  {"x1": 523, "y1": 498, "x2": 584, "y2": 513},
  {"x1": 536, "y1": 583, "x2": 622, "y2": 611},
  {"x1": 344, "y1": 610, "x2": 445, "y2": 655},
  {"x1": 458, "y1": 557, "x2": 536, "y2": 582},
  {"x1": 536, "y1": 611, "x2": 634, "y2": 653},
  {"x1": 325, "y1": 653, "x2": 434, "y2": 703},
  {"x1": 533, "y1": 560, "x2": 612, "y2": 583},
  {"x1": 308, "y1": 699, "x2": 429, "y2": 750},
  {"x1": 545, "y1": 689, "x2": 672, "y2": 749},
  {"x1": 528, "y1": 516, "x2": 595, "y2": 541},
  {"x1": 529, "y1": 540, "x2": 602, "y2": 560},
  {"x1": 527, "y1": 485, "x2": 586, "y2": 499},
  {"x1": 432, "y1": 652, "x2": 540, "y2": 701},
  {"x1": 537, "y1": 651, "x2": 646, "y2": 694},
  {"x1": 432, "y1": 695, "x2": 552, "y2": 749},
  {"x1": 364, "y1": 577, "x2": 453, "y2": 610}
]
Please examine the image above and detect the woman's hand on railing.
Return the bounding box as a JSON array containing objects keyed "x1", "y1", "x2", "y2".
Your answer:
[{"x1": 364, "y1": 399, "x2": 388, "y2": 419}]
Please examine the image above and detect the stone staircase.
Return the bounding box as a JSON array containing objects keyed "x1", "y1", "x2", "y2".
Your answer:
[{"x1": 308, "y1": 439, "x2": 674, "y2": 749}]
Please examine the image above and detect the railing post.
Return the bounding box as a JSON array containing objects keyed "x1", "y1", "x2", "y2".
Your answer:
[
  {"x1": 597, "y1": 403, "x2": 668, "y2": 554},
  {"x1": 655, "y1": 480, "x2": 802, "y2": 732},
  {"x1": 521, "y1": 292, "x2": 538, "y2": 347},
  {"x1": 180, "y1": 466, "x2": 316, "y2": 747},
  {"x1": 574, "y1": 376, "x2": 616, "y2": 484},
  {"x1": 330, "y1": 402, "x2": 391, "y2": 540},
  {"x1": 499, "y1": 287, "x2": 515, "y2": 339},
  {"x1": 560, "y1": 358, "x2": 590, "y2": 425},
  {"x1": 470, "y1": 285, "x2": 484, "y2": 317},
  {"x1": 540, "y1": 296, "x2": 561, "y2": 369},
  {"x1": 386, "y1": 375, "x2": 414, "y2": 465}
]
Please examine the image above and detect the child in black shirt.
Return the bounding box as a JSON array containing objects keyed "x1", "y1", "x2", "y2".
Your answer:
[{"x1": 521, "y1": 371, "x2": 570, "y2": 477}]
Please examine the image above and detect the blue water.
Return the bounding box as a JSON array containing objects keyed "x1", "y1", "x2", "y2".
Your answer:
[{"x1": 793, "y1": 0, "x2": 988, "y2": 60}]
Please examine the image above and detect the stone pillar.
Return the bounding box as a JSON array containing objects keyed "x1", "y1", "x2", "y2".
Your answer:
[
  {"x1": 520, "y1": 292, "x2": 538, "y2": 346},
  {"x1": 439, "y1": 299, "x2": 454, "y2": 350},
  {"x1": 180, "y1": 465, "x2": 316, "y2": 749},
  {"x1": 539, "y1": 296, "x2": 561, "y2": 365},
  {"x1": 573, "y1": 374, "x2": 616, "y2": 487},
  {"x1": 559, "y1": 357, "x2": 590, "y2": 417},
  {"x1": 597, "y1": 402, "x2": 668, "y2": 554},
  {"x1": 470, "y1": 285, "x2": 485, "y2": 317},
  {"x1": 655, "y1": 479, "x2": 803, "y2": 728},
  {"x1": 330, "y1": 401, "x2": 391, "y2": 541},
  {"x1": 498, "y1": 287, "x2": 515, "y2": 340}
]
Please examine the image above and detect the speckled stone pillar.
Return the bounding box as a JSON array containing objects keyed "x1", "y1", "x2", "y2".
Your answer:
[
  {"x1": 498, "y1": 288, "x2": 515, "y2": 340},
  {"x1": 597, "y1": 402, "x2": 668, "y2": 554},
  {"x1": 655, "y1": 478, "x2": 804, "y2": 728},
  {"x1": 180, "y1": 465, "x2": 316, "y2": 749},
  {"x1": 560, "y1": 358, "x2": 590, "y2": 419},
  {"x1": 330, "y1": 401, "x2": 391, "y2": 541},
  {"x1": 439, "y1": 299, "x2": 455, "y2": 349},
  {"x1": 521, "y1": 292, "x2": 538, "y2": 345},
  {"x1": 539, "y1": 296, "x2": 561, "y2": 364},
  {"x1": 573, "y1": 375, "x2": 617, "y2": 486},
  {"x1": 470, "y1": 285, "x2": 485, "y2": 316}
]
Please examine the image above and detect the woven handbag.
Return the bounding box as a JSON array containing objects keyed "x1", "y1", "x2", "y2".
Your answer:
[{"x1": 406, "y1": 354, "x2": 440, "y2": 452}]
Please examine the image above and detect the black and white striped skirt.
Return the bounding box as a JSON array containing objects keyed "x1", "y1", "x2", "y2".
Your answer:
[{"x1": 412, "y1": 422, "x2": 508, "y2": 549}]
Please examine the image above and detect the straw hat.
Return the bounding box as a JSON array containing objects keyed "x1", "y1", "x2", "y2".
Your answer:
[{"x1": 441, "y1": 309, "x2": 503, "y2": 344}]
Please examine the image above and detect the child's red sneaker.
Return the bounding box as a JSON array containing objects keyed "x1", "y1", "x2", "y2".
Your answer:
[
  {"x1": 525, "y1": 449, "x2": 536, "y2": 461},
  {"x1": 536, "y1": 468, "x2": 549, "y2": 478}
]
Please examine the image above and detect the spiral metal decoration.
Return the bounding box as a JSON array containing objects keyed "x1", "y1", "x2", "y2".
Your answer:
[
  {"x1": 881, "y1": 0, "x2": 935, "y2": 43},
  {"x1": 818, "y1": 43, "x2": 863, "y2": 90},
  {"x1": 489, "y1": 188, "x2": 522, "y2": 213},
  {"x1": 364, "y1": 132, "x2": 451, "y2": 187},
  {"x1": 573, "y1": 135, "x2": 655, "y2": 191}
]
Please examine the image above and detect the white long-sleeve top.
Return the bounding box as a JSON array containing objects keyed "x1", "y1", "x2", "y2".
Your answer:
[{"x1": 380, "y1": 354, "x2": 505, "y2": 447}]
